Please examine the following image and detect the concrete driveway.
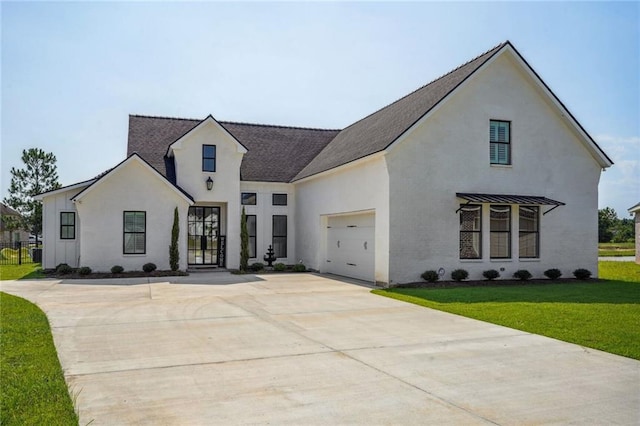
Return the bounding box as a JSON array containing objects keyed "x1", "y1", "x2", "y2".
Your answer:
[{"x1": 1, "y1": 273, "x2": 638, "y2": 425}]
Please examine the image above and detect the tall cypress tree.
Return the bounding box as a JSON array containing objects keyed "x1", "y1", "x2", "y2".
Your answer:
[
  {"x1": 169, "y1": 207, "x2": 180, "y2": 271},
  {"x1": 240, "y1": 207, "x2": 249, "y2": 272}
]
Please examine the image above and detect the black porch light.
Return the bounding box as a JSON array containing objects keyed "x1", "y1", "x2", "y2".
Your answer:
[{"x1": 206, "y1": 176, "x2": 214, "y2": 191}]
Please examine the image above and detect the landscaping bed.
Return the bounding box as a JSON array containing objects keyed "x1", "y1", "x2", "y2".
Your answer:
[
  {"x1": 393, "y1": 278, "x2": 598, "y2": 289},
  {"x1": 43, "y1": 269, "x2": 188, "y2": 279}
]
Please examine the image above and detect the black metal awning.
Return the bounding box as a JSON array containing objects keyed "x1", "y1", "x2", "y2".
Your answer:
[{"x1": 456, "y1": 192, "x2": 565, "y2": 215}]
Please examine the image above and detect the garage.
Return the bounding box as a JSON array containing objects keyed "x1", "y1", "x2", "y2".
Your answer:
[{"x1": 325, "y1": 212, "x2": 375, "y2": 282}]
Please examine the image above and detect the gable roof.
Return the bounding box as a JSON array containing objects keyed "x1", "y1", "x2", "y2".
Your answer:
[
  {"x1": 166, "y1": 115, "x2": 248, "y2": 157},
  {"x1": 1, "y1": 203, "x2": 22, "y2": 217},
  {"x1": 128, "y1": 115, "x2": 339, "y2": 182}
]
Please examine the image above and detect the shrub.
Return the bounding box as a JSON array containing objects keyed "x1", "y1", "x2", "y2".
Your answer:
[
  {"x1": 482, "y1": 269, "x2": 500, "y2": 281},
  {"x1": 273, "y1": 262, "x2": 286, "y2": 272},
  {"x1": 249, "y1": 262, "x2": 264, "y2": 272},
  {"x1": 78, "y1": 266, "x2": 92, "y2": 276},
  {"x1": 421, "y1": 270, "x2": 439, "y2": 282},
  {"x1": 544, "y1": 268, "x2": 562, "y2": 280},
  {"x1": 111, "y1": 265, "x2": 124, "y2": 274},
  {"x1": 451, "y1": 269, "x2": 469, "y2": 282},
  {"x1": 573, "y1": 268, "x2": 592, "y2": 280},
  {"x1": 56, "y1": 263, "x2": 73, "y2": 275},
  {"x1": 292, "y1": 263, "x2": 306, "y2": 272},
  {"x1": 513, "y1": 269, "x2": 532, "y2": 281},
  {"x1": 142, "y1": 262, "x2": 157, "y2": 273}
]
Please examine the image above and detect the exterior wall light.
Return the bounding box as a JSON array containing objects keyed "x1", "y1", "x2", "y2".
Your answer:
[{"x1": 206, "y1": 176, "x2": 214, "y2": 191}]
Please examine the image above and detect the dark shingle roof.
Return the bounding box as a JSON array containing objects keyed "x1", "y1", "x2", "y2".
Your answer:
[
  {"x1": 293, "y1": 42, "x2": 507, "y2": 181},
  {"x1": 127, "y1": 115, "x2": 339, "y2": 182}
]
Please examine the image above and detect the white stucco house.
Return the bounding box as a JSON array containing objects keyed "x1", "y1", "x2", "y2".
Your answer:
[{"x1": 36, "y1": 41, "x2": 612, "y2": 285}]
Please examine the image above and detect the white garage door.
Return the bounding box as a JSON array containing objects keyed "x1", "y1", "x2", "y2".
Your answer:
[{"x1": 326, "y1": 212, "x2": 375, "y2": 282}]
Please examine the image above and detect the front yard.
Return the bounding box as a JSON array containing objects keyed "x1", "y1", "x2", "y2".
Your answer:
[
  {"x1": 0, "y1": 263, "x2": 44, "y2": 281},
  {"x1": 373, "y1": 261, "x2": 640, "y2": 360}
]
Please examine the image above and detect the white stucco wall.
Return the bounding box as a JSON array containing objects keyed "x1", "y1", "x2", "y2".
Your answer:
[
  {"x1": 41, "y1": 186, "x2": 86, "y2": 268},
  {"x1": 386, "y1": 53, "x2": 603, "y2": 283},
  {"x1": 239, "y1": 181, "x2": 295, "y2": 264},
  {"x1": 294, "y1": 155, "x2": 390, "y2": 284},
  {"x1": 75, "y1": 159, "x2": 191, "y2": 272},
  {"x1": 171, "y1": 118, "x2": 244, "y2": 268}
]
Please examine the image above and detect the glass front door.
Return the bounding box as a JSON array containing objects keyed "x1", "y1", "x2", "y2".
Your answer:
[{"x1": 188, "y1": 206, "x2": 220, "y2": 265}]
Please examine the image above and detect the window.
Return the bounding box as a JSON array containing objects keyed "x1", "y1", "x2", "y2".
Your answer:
[
  {"x1": 60, "y1": 212, "x2": 75, "y2": 239},
  {"x1": 241, "y1": 192, "x2": 256, "y2": 205},
  {"x1": 202, "y1": 145, "x2": 216, "y2": 172},
  {"x1": 490, "y1": 120, "x2": 510, "y2": 165},
  {"x1": 272, "y1": 193, "x2": 287, "y2": 206},
  {"x1": 459, "y1": 205, "x2": 482, "y2": 259},
  {"x1": 490, "y1": 205, "x2": 511, "y2": 258},
  {"x1": 519, "y1": 206, "x2": 539, "y2": 258},
  {"x1": 246, "y1": 215, "x2": 257, "y2": 258},
  {"x1": 272, "y1": 215, "x2": 287, "y2": 258},
  {"x1": 123, "y1": 211, "x2": 146, "y2": 254}
]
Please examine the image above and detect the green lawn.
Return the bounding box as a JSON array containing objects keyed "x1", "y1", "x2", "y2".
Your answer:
[
  {"x1": 0, "y1": 263, "x2": 44, "y2": 281},
  {"x1": 0, "y1": 293, "x2": 78, "y2": 425},
  {"x1": 598, "y1": 242, "x2": 635, "y2": 257},
  {"x1": 373, "y1": 261, "x2": 640, "y2": 360}
]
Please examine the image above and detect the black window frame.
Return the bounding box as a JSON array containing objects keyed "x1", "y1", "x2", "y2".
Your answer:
[
  {"x1": 519, "y1": 206, "x2": 540, "y2": 259},
  {"x1": 459, "y1": 204, "x2": 482, "y2": 259},
  {"x1": 490, "y1": 205, "x2": 511, "y2": 259},
  {"x1": 241, "y1": 192, "x2": 257, "y2": 205},
  {"x1": 246, "y1": 214, "x2": 257, "y2": 258},
  {"x1": 272, "y1": 193, "x2": 288, "y2": 206},
  {"x1": 202, "y1": 144, "x2": 216, "y2": 172},
  {"x1": 272, "y1": 215, "x2": 287, "y2": 258},
  {"x1": 60, "y1": 212, "x2": 76, "y2": 240},
  {"x1": 490, "y1": 120, "x2": 511, "y2": 165},
  {"x1": 123, "y1": 211, "x2": 146, "y2": 254}
]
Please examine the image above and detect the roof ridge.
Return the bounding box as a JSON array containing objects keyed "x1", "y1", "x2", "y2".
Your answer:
[
  {"x1": 220, "y1": 120, "x2": 341, "y2": 132},
  {"x1": 129, "y1": 114, "x2": 202, "y2": 122},
  {"x1": 336, "y1": 41, "x2": 508, "y2": 134}
]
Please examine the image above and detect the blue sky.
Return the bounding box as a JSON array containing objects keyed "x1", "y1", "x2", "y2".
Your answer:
[{"x1": 2, "y1": 2, "x2": 638, "y2": 217}]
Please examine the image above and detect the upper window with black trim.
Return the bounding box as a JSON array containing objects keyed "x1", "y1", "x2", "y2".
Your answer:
[
  {"x1": 490, "y1": 120, "x2": 511, "y2": 165},
  {"x1": 272, "y1": 193, "x2": 287, "y2": 206},
  {"x1": 202, "y1": 145, "x2": 216, "y2": 172},
  {"x1": 60, "y1": 212, "x2": 75, "y2": 240},
  {"x1": 241, "y1": 193, "x2": 256, "y2": 205},
  {"x1": 123, "y1": 211, "x2": 146, "y2": 254}
]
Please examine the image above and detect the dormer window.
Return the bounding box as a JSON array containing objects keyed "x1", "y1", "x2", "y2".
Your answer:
[
  {"x1": 202, "y1": 145, "x2": 216, "y2": 172},
  {"x1": 490, "y1": 120, "x2": 510, "y2": 165}
]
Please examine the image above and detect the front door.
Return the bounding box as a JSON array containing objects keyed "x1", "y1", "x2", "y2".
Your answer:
[{"x1": 188, "y1": 206, "x2": 220, "y2": 265}]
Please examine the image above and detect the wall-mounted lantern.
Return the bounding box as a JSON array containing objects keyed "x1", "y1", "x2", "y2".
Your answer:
[{"x1": 206, "y1": 176, "x2": 214, "y2": 191}]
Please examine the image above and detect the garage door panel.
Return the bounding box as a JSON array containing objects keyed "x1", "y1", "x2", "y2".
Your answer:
[{"x1": 326, "y1": 213, "x2": 375, "y2": 282}]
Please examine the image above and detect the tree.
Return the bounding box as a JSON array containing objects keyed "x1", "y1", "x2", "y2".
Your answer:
[
  {"x1": 612, "y1": 217, "x2": 634, "y2": 243},
  {"x1": 240, "y1": 207, "x2": 249, "y2": 272},
  {"x1": 598, "y1": 207, "x2": 617, "y2": 243},
  {"x1": 3, "y1": 148, "x2": 61, "y2": 238},
  {"x1": 169, "y1": 207, "x2": 180, "y2": 271}
]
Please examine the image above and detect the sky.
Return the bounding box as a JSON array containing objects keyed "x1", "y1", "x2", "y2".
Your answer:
[{"x1": 1, "y1": 1, "x2": 638, "y2": 217}]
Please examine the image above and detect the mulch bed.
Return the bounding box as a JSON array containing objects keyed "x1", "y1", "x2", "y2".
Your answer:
[
  {"x1": 43, "y1": 270, "x2": 189, "y2": 280},
  {"x1": 391, "y1": 278, "x2": 599, "y2": 289}
]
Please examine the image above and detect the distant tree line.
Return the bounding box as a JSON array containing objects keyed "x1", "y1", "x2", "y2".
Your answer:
[{"x1": 598, "y1": 207, "x2": 635, "y2": 243}]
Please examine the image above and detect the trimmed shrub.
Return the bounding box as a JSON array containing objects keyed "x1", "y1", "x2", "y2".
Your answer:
[
  {"x1": 273, "y1": 263, "x2": 286, "y2": 272},
  {"x1": 249, "y1": 262, "x2": 265, "y2": 272},
  {"x1": 292, "y1": 264, "x2": 306, "y2": 272},
  {"x1": 142, "y1": 262, "x2": 157, "y2": 273},
  {"x1": 482, "y1": 269, "x2": 500, "y2": 281},
  {"x1": 573, "y1": 268, "x2": 592, "y2": 280},
  {"x1": 421, "y1": 270, "x2": 439, "y2": 283},
  {"x1": 513, "y1": 269, "x2": 532, "y2": 281},
  {"x1": 78, "y1": 266, "x2": 92, "y2": 276},
  {"x1": 111, "y1": 265, "x2": 124, "y2": 274},
  {"x1": 544, "y1": 268, "x2": 562, "y2": 280},
  {"x1": 56, "y1": 263, "x2": 73, "y2": 275},
  {"x1": 451, "y1": 269, "x2": 469, "y2": 282}
]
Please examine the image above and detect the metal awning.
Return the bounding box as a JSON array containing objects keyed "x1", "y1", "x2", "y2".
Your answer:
[{"x1": 456, "y1": 192, "x2": 565, "y2": 215}]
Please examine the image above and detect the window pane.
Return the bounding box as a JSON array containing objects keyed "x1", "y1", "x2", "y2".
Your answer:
[
  {"x1": 241, "y1": 193, "x2": 256, "y2": 205},
  {"x1": 273, "y1": 193, "x2": 287, "y2": 205},
  {"x1": 203, "y1": 145, "x2": 216, "y2": 158},
  {"x1": 490, "y1": 205, "x2": 511, "y2": 258},
  {"x1": 460, "y1": 232, "x2": 481, "y2": 259},
  {"x1": 490, "y1": 206, "x2": 510, "y2": 231},
  {"x1": 460, "y1": 206, "x2": 481, "y2": 231},
  {"x1": 61, "y1": 212, "x2": 74, "y2": 225},
  {"x1": 519, "y1": 207, "x2": 538, "y2": 231},
  {"x1": 273, "y1": 216, "x2": 287, "y2": 237},
  {"x1": 203, "y1": 159, "x2": 215, "y2": 171},
  {"x1": 519, "y1": 233, "x2": 538, "y2": 258},
  {"x1": 273, "y1": 237, "x2": 287, "y2": 258},
  {"x1": 134, "y1": 212, "x2": 145, "y2": 232},
  {"x1": 460, "y1": 205, "x2": 481, "y2": 259},
  {"x1": 124, "y1": 212, "x2": 135, "y2": 232},
  {"x1": 124, "y1": 233, "x2": 135, "y2": 253},
  {"x1": 490, "y1": 233, "x2": 510, "y2": 258},
  {"x1": 249, "y1": 236, "x2": 256, "y2": 258}
]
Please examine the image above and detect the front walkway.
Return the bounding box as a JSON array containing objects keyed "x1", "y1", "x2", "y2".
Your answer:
[{"x1": 1, "y1": 273, "x2": 638, "y2": 425}]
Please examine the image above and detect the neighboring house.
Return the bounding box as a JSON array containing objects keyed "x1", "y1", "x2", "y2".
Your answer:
[
  {"x1": 36, "y1": 41, "x2": 613, "y2": 284},
  {"x1": 628, "y1": 202, "x2": 640, "y2": 264},
  {"x1": 0, "y1": 203, "x2": 29, "y2": 244}
]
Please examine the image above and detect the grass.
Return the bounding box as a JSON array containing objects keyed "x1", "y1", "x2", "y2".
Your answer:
[
  {"x1": 373, "y1": 261, "x2": 640, "y2": 359},
  {"x1": 0, "y1": 263, "x2": 44, "y2": 281},
  {"x1": 598, "y1": 241, "x2": 635, "y2": 257},
  {"x1": 0, "y1": 292, "x2": 79, "y2": 425}
]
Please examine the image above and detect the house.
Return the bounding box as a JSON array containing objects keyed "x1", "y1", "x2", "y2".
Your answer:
[
  {"x1": 36, "y1": 41, "x2": 613, "y2": 285},
  {"x1": 628, "y1": 202, "x2": 640, "y2": 264},
  {"x1": 0, "y1": 203, "x2": 29, "y2": 244}
]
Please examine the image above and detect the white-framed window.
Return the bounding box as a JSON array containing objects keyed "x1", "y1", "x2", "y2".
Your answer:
[{"x1": 490, "y1": 120, "x2": 511, "y2": 165}]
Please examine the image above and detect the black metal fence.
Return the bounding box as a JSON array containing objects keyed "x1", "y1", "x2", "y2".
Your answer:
[{"x1": 0, "y1": 241, "x2": 42, "y2": 265}]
